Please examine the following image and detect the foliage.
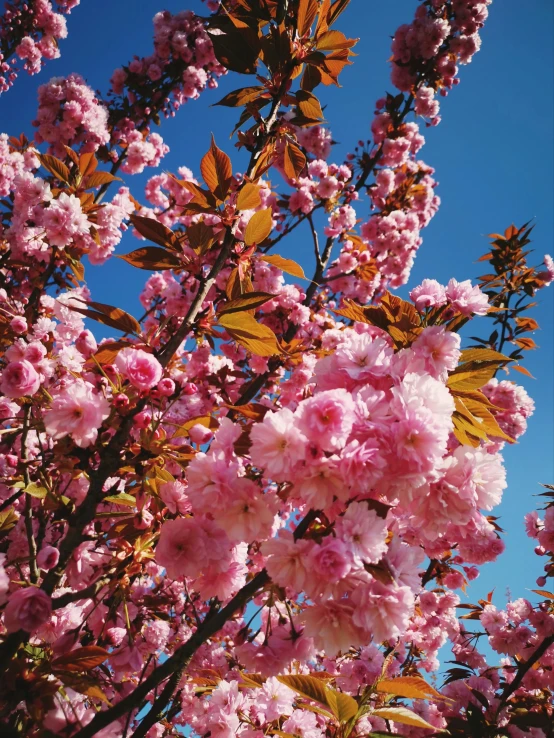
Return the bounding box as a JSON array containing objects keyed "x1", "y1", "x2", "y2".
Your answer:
[{"x1": 0, "y1": 1, "x2": 552, "y2": 737}]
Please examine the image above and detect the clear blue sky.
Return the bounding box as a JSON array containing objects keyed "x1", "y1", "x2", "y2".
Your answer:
[{"x1": 2, "y1": 1, "x2": 552, "y2": 608}]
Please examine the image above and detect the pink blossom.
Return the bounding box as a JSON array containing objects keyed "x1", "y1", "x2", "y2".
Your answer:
[
  {"x1": 336, "y1": 502, "x2": 389, "y2": 565},
  {"x1": 302, "y1": 600, "x2": 363, "y2": 655},
  {"x1": 250, "y1": 408, "x2": 308, "y2": 480},
  {"x1": 214, "y1": 478, "x2": 275, "y2": 543},
  {"x1": 37, "y1": 546, "x2": 60, "y2": 571},
  {"x1": 256, "y1": 677, "x2": 295, "y2": 721},
  {"x1": 115, "y1": 348, "x2": 163, "y2": 391},
  {"x1": 409, "y1": 278, "x2": 447, "y2": 310},
  {"x1": 351, "y1": 579, "x2": 414, "y2": 642},
  {"x1": 156, "y1": 517, "x2": 230, "y2": 580},
  {"x1": 308, "y1": 537, "x2": 352, "y2": 584},
  {"x1": 4, "y1": 587, "x2": 52, "y2": 633},
  {"x1": 0, "y1": 360, "x2": 41, "y2": 397},
  {"x1": 159, "y1": 480, "x2": 191, "y2": 515},
  {"x1": 445, "y1": 278, "x2": 489, "y2": 315},
  {"x1": 262, "y1": 531, "x2": 310, "y2": 592},
  {"x1": 44, "y1": 379, "x2": 110, "y2": 447},
  {"x1": 411, "y1": 325, "x2": 461, "y2": 380},
  {"x1": 295, "y1": 389, "x2": 356, "y2": 451}
]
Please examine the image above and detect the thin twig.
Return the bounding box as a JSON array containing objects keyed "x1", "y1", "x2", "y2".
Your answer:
[{"x1": 21, "y1": 406, "x2": 39, "y2": 584}]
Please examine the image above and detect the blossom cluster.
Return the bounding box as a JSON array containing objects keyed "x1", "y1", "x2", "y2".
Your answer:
[
  {"x1": 0, "y1": 0, "x2": 79, "y2": 95},
  {"x1": 391, "y1": 0, "x2": 493, "y2": 119},
  {"x1": 33, "y1": 73, "x2": 111, "y2": 158},
  {"x1": 1, "y1": 1, "x2": 553, "y2": 737}
]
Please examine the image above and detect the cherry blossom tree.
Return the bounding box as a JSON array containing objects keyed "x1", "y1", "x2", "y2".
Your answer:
[{"x1": 0, "y1": 1, "x2": 552, "y2": 737}]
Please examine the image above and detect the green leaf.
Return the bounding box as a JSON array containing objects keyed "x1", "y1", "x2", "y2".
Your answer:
[
  {"x1": 25, "y1": 483, "x2": 48, "y2": 499},
  {"x1": 104, "y1": 493, "x2": 136, "y2": 508}
]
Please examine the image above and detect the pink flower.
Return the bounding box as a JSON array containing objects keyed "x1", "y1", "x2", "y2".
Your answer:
[
  {"x1": 214, "y1": 478, "x2": 275, "y2": 543},
  {"x1": 250, "y1": 408, "x2": 307, "y2": 481},
  {"x1": 44, "y1": 380, "x2": 110, "y2": 447},
  {"x1": 445, "y1": 278, "x2": 489, "y2": 315},
  {"x1": 335, "y1": 501, "x2": 389, "y2": 565},
  {"x1": 75, "y1": 330, "x2": 97, "y2": 357},
  {"x1": 302, "y1": 600, "x2": 363, "y2": 656},
  {"x1": 256, "y1": 677, "x2": 295, "y2": 721},
  {"x1": 333, "y1": 333, "x2": 392, "y2": 382},
  {"x1": 10, "y1": 317, "x2": 28, "y2": 334},
  {"x1": 0, "y1": 360, "x2": 41, "y2": 397},
  {"x1": 295, "y1": 389, "x2": 356, "y2": 451},
  {"x1": 115, "y1": 348, "x2": 163, "y2": 391},
  {"x1": 159, "y1": 480, "x2": 191, "y2": 515},
  {"x1": 41, "y1": 192, "x2": 90, "y2": 247},
  {"x1": 412, "y1": 325, "x2": 461, "y2": 380},
  {"x1": 262, "y1": 531, "x2": 310, "y2": 592},
  {"x1": 409, "y1": 278, "x2": 447, "y2": 310},
  {"x1": 308, "y1": 537, "x2": 352, "y2": 583},
  {"x1": 0, "y1": 554, "x2": 9, "y2": 605},
  {"x1": 37, "y1": 546, "x2": 60, "y2": 571},
  {"x1": 524, "y1": 510, "x2": 541, "y2": 539},
  {"x1": 351, "y1": 579, "x2": 414, "y2": 642},
  {"x1": 4, "y1": 587, "x2": 52, "y2": 633},
  {"x1": 156, "y1": 517, "x2": 230, "y2": 580}
]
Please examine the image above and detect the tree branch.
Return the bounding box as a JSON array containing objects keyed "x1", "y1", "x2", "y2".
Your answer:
[{"x1": 496, "y1": 633, "x2": 554, "y2": 717}]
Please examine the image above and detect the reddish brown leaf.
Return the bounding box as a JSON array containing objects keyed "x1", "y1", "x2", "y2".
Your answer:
[
  {"x1": 117, "y1": 247, "x2": 183, "y2": 271},
  {"x1": 283, "y1": 141, "x2": 307, "y2": 179},
  {"x1": 315, "y1": 29, "x2": 357, "y2": 50},
  {"x1": 297, "y1": 0, "x2": 319, "y2": 36},
  {"x1": 68, "y1": 299, "x2": 142, "y2": 336},
  {"x1": 38, "y1": 154, "x2": 71, "y2": 183},
  {"x1": 84, "y1": 171, "x2": 122, "y2": 189},
  {"x1": 52, "y1": 646, "x2": 109, "y2": 673},
  {"x1": 511, "y1": 364, "x2": 535, "y2": 378},
  {"x1": 200, "y1": 135, "x2": 233, "y2": 201},
  {"x1": 215, "y1": 86, "x2": 265, "y2": 107},
  {"x1": 79, "y1": 152, "x2": 98, "y2": 177},
  {"x1": 296, "y1": 90, "x2": 324, "y2": 121},
  {"x1": 219, "y1": 312, "x2": 282, "y2": 357},
  {"x1": 514, "y1": 337, "x2": 537, "y2": 350},
  {"x1": 218, "y1": 292, "x2": 275, "y2": 315},
  {"x1": 130, "y1": 214, "x2": 177, "y2": 249}
]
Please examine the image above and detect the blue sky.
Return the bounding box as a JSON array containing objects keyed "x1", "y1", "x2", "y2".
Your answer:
[{"x1": 1, "y1": 1, "x2": 552, "y2": 609}]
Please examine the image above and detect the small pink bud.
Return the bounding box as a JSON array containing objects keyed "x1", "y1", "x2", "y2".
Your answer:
[
  {"x1": 134, "y1": 410, "x2": 151, "y2": 429},
  {"x1": 10, "y1": 316, "x2": 28, "y2": 334},
  {"x1": 36, "y1": 546, "x2": 59, "y2": 571},
  {"x1": 157, "y1": 378, "x2": 175, "y2": 396},
  {"x1": 76, "y1": 330, "x2": 97, "y2": 358},
  {"x1": 113, "y1": 394, "x2": 129, "y2": 409}
]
